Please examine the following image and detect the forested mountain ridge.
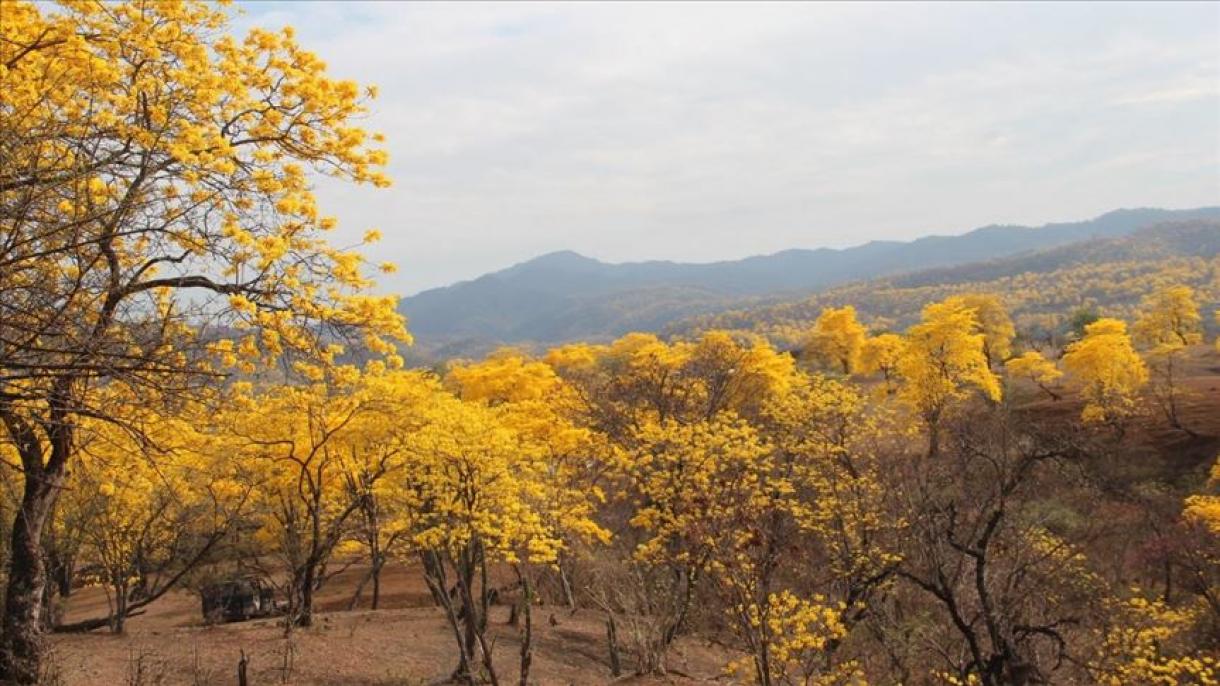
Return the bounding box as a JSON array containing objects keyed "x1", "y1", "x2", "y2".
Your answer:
[
  {"x1": 672, "y1": 218, "x2": 1220, "y2": 349},
  {"x1": 401, "y1": 207, "x2": 1220, "y2": 355}
]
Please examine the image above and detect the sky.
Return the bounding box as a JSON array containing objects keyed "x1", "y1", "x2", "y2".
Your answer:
[{"x1": 236, "y1": 1, "x2": 1220, "y2": 296}]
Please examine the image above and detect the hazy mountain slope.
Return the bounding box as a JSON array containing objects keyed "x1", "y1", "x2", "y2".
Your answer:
[
  {"x1": 889, "y1": 218, "x2": 1220, "y2": 289},
  {"x1": 399, "y1": 207, "x2": 1220, "y2": 352},
  {"x1": 671, "y1": 219, "x2": 1220, "y2": 348}
]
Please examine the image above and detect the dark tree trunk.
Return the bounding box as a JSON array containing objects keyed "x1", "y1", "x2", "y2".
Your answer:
[
  {"x1": 0, "y1": 394, "x2": 73, "y2": 684},
  {"x1": 517, "y1": 568, "x2": 533, "y2": 686},
  {"x1": 238, "y1": 650, "x2": 249, "y2": 686},
  {"x1": 1163, "y1": 557, "x2": 1173, "y2": 603},
  {"x1": 110, "y1": 582, "x2": 129, "y2": 634},
  {"x1": 348, "y1": 567, "x2": 373, "y2": 611},
  {"x1": 299, "y1": 564, "x2": 315, "y2": 628},
  {"x1": 1, "y1": 474, "x2": 60, "y2": 684},
  {"x1": 606, "y1": 614, "x2": 622, "y2": 677},
  {"x1": 422, "y1": 551, "x2": 449, "y2": 607},
  {"x1": 458, "y1": 560, "x2": 481, "y2": 680},
  {"x1": 454, "y1": 544, "x2": 498, "y2": 686},
  {"x1": 53, "y1": 558, "x2": 72, "y2": 599},
  {"x1": 371, "y1": 556, "x2": 382, "y2": 610},
  {"x1": 421, "y1": 551, "x2": 474, "y2": 683},
  {"x1": 349, "y1": 549, "x2": 386, "y2": 611}
]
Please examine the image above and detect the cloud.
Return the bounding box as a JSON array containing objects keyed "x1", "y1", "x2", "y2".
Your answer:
[{"x1": 235, "y1": 1, "x2": 1220, "y2": 295}]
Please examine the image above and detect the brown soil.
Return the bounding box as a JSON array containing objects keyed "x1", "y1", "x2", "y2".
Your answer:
[{"x1": 49, "y1": 560, "x2": 733, "y2": 685}]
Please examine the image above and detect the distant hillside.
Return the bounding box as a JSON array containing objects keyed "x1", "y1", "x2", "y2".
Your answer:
[
  {"x1": 671, "y1": 219, "x2": 1220, "y2": 349},
  {"x1": 400, "y1": 207, "x2": 1220, "y2": 356}
]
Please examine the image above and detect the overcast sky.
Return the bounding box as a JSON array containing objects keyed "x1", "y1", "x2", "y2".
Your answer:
[{"x1": 237, "y1": 2, "x2": 1220, "y2": 295}]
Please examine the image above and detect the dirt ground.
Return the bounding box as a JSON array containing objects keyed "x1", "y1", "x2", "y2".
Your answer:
[
  {"x1": 1010, "y1": 345, "x2": 1220, "y2": 476},
  {"x1": 49, "y1": 560, "x2": 734, "y2": 685}
]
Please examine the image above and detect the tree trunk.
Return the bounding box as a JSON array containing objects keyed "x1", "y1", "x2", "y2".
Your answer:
[
  {"x1": 606, "y1": 614, "x2": 622, "y2": 677},
  {"x1": 299, "y1": 564, "x2": 315, "y2": 628},
  {"x1": 517, "y1": 569, "x2": 533, "y2": 686},
  {"x1": 238, "y1": 650, "x2": 249, "y2": 686},
  {"x1": 422, "y1": 551, "x2": 449, "y2": 607},
  {"x1": 1, "y1": 477, "x2": 60, "y2": 684},
  {"x1": 457, "y1": 548, "x2": 478, "y2": 658},
  {"x1": 455, "y1": 545, "x2": 498, "y2": 686},
  {"x1": 1163, "y1": 557, "x2": 1173, "y2": 603},
  {"x1": 753, "y1": 648, "x2": 772, "y2": 686},
  {"x1": 348, "y1": 567, "x2": 373, "y2": 611},
  {"x1": 927, "y1": 420, "x2": 941, "y2": 459},
  {"x1": 110, "y1": 582, "x2": 129, "y2": 634},
  {"x1": 0, "y1": 399, "x2": 73, "y2": 684},
  {"x1": 53, "y1": 557, "x2": 72, "y2": 599},
  {"x1": 371, "y1": 556, "x2": 382, "y2": 611},
  {"x1": 557, "y1": 561, "x2": 576, "y2": 612},
  {"x1": 422, "y1": 551, "x2": 473, "y2": 684},
  {"x1": 1037, "y1": 383, "x2": 1061, "y2": 402}
]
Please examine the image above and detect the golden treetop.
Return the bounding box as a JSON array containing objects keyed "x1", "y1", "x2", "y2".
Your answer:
[{"x1": 1, "y1": 0, "x2": 406, "y2": 416}]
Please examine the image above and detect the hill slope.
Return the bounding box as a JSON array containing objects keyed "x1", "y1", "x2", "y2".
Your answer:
[
  {"x1": 671, "y1": 219, "x2": 1220, "y2": 348},
  {"x1": 400, "y1": 207, "x2": 1220, "y2": 355}
]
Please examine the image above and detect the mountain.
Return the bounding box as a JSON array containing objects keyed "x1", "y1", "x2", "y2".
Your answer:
[
  {"x1": 670, "y1": 218, "x2": 1220, "y2": 348},
  {"x1": 887, "y1": 218, "x2": 1220, "y2": 290},
  {"x1": 399, "y1": 207, "x2": 1220, "y2": 355}
]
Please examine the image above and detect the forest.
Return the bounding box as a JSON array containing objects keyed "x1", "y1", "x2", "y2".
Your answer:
[{"x1": 2, "y1": 2, "x2": 1218, "y2": 685}]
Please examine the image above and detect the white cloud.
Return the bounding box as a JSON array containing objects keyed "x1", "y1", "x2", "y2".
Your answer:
[{"x1": 235, "y1": 1, "x2": 1220, "y2": 295}]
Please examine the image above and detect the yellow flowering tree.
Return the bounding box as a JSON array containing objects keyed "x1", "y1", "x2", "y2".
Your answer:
[
  {"x1": 548, "y1": 330, "x2": 899, "y2": 680},
  {"x1": 1062, "y1": 318, "x2": 1148, "y2": 429},
  {"x1": 1133, "y1": 285, "x2": 1205, "y2": 349},
  {"x1": 945, "y1": 294, "x2": 1015, "y2": 368},
  {"x1": 339, "y1": 371, "x2": 437, "y2": 611},
  {"x1": 548, "y1": 331, "x2": 797, "y2": 674},
  {"x1": 805, "y1": 306, "x2": 868, "y2": 374},
  {"x1": 725, "y1": 591, "x2": 864, "y2": 686},
  {"x1": 1185, "y1": 457, "x2": 1220, "y2": 537},
  {"x1": 382, "y1": 359, "x2": 607, "y2": 685},
  {"x1": 898, "y1": 299, "x2": 1001, "y2": 457},
  {"x1": 1133, "y1": 285, "x2": 1204, "y2": 434},
  {"x1": 231, "y1": 371, "x2": 409, "y2": 630},
  {"x1": 1093, "y1": 595, "x2": 1217, "y2": 685},
  {"x1": 0, "y1": 1, "x2": 404, "y2": 677},
  {"x1": 1004, "y1": 351, "x2": 1064, "y2": 401},
  {"x1": 400, "y1": 395, "x2": 523, "y2": 684},
  {"x1": 1181, "y1": 456, "x2": 1220, "y2": 629},
  {"x1": 858, "y1": 333, "x2": 906, "y2": 395},
  {"x1": 716, "y1": 377, "x2": 901, "y2": 686},
  {"x1": 54, "y1": 389, "x2": 252, "y2": 634},
  {"x1": 622, "y1": 416, "x2": 771, "y2": 673},
  {"x1": 441, "y1": 353, "x2": 610, "y2": 684}
]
